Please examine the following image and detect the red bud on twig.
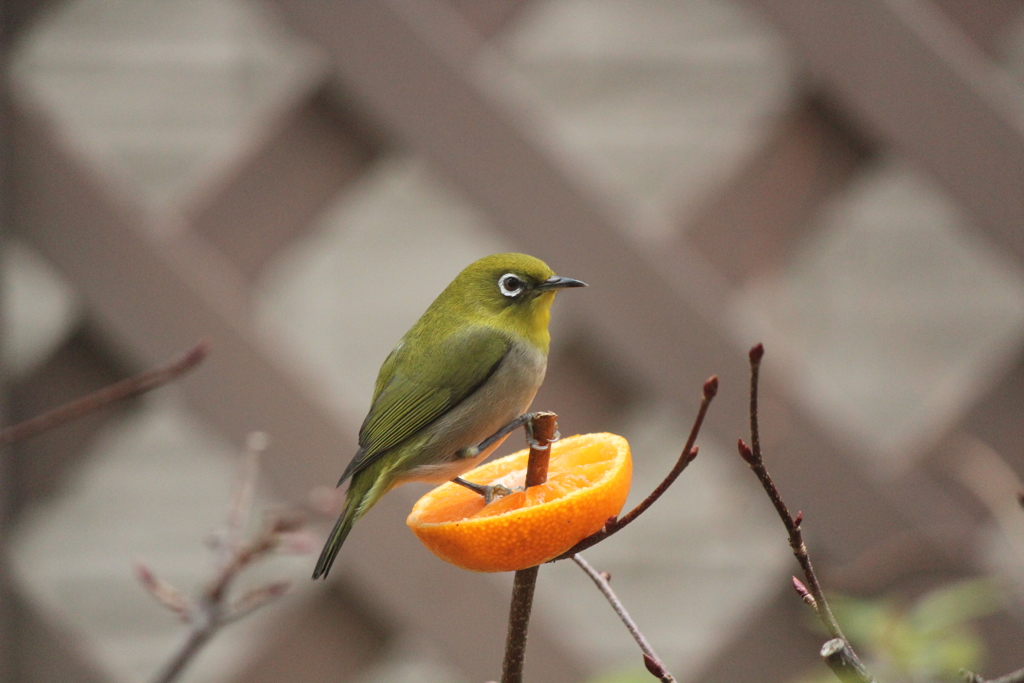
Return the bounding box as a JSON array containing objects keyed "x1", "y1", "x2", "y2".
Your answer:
[
  {"x1": 225, "y1": 580, "x2": 292, "y2": 623},
  {"x1": 135, "y1": 561, "x2": 193, "y2": 620},
  {"x1": 793, "y1": 511, "x2": 803, "y2": 527},
  {"x1": 276, "y1": 531, "x2": 318, "y2": 554},
  {"x1": 749, "y1": 343, "x2": 764, "y2": 364},
  {"x1": 703, "y1": 376, "x2": 719, "y2": 399},
  {"x1": 738, "y1": 439, "x2": 756, "y2": 465},
  {"x1": 644, "y1": 653, "x2": 668, "y2": 680},
  {"x1": 792, "y1": 576, "x2": 816, "y2": 608}
]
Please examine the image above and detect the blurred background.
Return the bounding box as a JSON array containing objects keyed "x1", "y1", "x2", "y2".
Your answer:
[{"x1": 4, "y1": 0, "x2": 1024, "y2": 681}]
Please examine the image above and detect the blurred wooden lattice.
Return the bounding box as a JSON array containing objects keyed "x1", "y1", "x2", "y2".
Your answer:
[{"x1": 5, "y1": 0, "x2": 1024, "y2": 681}]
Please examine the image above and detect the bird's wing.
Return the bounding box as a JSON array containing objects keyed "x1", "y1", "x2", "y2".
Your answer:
[{"x1": 337, "y1": 327, "x2": 510, "y2": 486}]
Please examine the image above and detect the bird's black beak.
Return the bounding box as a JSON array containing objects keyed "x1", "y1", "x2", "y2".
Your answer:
[{"x1": 536, "y1": 275, "x2": 588, "y2": 291}]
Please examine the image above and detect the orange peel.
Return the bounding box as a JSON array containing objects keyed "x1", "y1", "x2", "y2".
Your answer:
[{"x1": 407, "y1": 433, "x2": 632, "y2": 572}]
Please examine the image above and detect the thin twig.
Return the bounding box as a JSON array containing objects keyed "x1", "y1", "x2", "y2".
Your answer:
[
  {"x1": 141, "y1": 434, "x2": 308, "y2": 683},
  {"x1": 0, "y1": 339, "x2": 209, "y2": 448},
  {"x1": 501, "y1": 412, "x2": 557, "y2": 683},
  {"x1": 219, "y1": 432, "x2": 265, "y2": 569},
  {"x1": 573, "y1": 554, "x2": 675, "y2": 682},
  {"x1": 962, "y1": 667, "x2": 1024, "y2": 683},
  {"x1": 502, "y1": 566, "x2": 540, "y2": 683},
  {"x1": 553, "y1": 376, "x2": 717, "y2": 560},
  {"x1": 739, "y1": 344, "x2": 875, "y2": 683},
  {"x1": 821, "y1": 639, "x2": 876, "y2": 683},
  {"x1": 739, "y1": 345, "x2": 842, "y2": 636},
  {"x1": 222, "y1": 581, "x2": 292, "y2": 624},
  {"x1": 152, "y1": 627, "x2": 214, "y2": 683}
]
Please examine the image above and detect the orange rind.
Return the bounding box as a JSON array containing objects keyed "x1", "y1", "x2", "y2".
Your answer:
[{"x1": 407, "y1": 433, "x2": 632, "y2": 572}]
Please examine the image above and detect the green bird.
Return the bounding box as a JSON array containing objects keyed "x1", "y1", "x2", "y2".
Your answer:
[{"x1": 312, "y1": 253, "x2": 586, "y2": 579}]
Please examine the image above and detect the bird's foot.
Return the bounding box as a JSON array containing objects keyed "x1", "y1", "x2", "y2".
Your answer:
[
  {"x1": 526, "y1": 419, "x2": 560, "y2": 451},
  {"x1": 452, "y1": 477, "x2": 516, "y2": 505},
  {"x1": 467, "y1": 412, "x2": 561, "y2": 455},
  {"x1": 471, "y1": 412, "x2": 537, "y2": 456}
]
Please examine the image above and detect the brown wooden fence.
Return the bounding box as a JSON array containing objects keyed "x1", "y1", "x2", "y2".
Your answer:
[{"x1": 4, "y1": 0, "x2": 1024, "y2": 681}]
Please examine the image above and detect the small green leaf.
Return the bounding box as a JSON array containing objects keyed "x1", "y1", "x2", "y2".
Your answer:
[{"x1": 911, "y1": 579, "x2": 1000, "y2": 634}]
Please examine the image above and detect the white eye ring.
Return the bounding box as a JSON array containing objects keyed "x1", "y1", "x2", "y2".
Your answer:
[{"x1": 498, "y1": 273, "x2": 525, "y2": 298}]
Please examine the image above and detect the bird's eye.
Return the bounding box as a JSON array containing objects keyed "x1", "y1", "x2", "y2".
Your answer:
[{"x1": 498, "y1": 273, "x2": 525, "y2": 298}]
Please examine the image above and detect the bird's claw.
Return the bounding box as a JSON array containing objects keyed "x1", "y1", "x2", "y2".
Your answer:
[
  {"x1": 526, "y1": 426, "x2": 560, "y2": 451},
  {"x1": 483, "y1": 484, "x2": 514, "y2": 505},
  {"x1": 452, "y1": 477, "x2": 518, "y2": 504}
]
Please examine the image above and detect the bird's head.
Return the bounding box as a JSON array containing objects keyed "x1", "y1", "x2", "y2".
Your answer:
[{"x1": 441, "y1": 253, "x2": 586, "y2": 351}]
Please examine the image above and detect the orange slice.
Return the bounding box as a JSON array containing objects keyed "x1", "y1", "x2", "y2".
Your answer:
[{"x1": 407, "y1": 433, "x2": 632, "y2": 572}]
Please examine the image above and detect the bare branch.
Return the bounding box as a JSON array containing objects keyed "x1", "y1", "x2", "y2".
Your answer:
[
  {"x1": 573, "y1": 554, "x2": 675, "y2": 682},
  {"x1": 821, "y1": 638, "x2": 875, "y2": 683},
  {"x1": 145, "y1": 434, "x2": 308, "y2": 683},
  {"x1": 0, "y1": 339, "x2": 209, "y2": 447},
  {"x1": 205, "y1": 530, "x2": 281, "y2": 605},
  {"x1": 224, "y1": 580, "x2": 293, "y2": 624},
  {"x1": 554, "y1": 376, "x2": 717, "y2": 560},
  {"x1": 274, "y1": 530, "x2": 318, "y2": 555},
  {"x1": 218, "y1": 433, "x2": 266, "y2": 567},
  {"x1": 152, "y1": 628, "x2": 214, "y2": 683},
  {"x1": 501, "y1": 412, "x2": 557, "y2": 683},
  {"x1": 502, "y1": 566, "x2": 540, "y2": 683},
  {"x1": 740, "y1": 344, "x2": 875, "y2": 683},
  {"x1": 962, "y1": 667, "x2": 1024, "y2": 683}
]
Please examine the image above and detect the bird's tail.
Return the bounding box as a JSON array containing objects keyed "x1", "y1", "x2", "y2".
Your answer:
[{"x1": 312, "y1": 479, "x2": 367, "y2": 580}]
